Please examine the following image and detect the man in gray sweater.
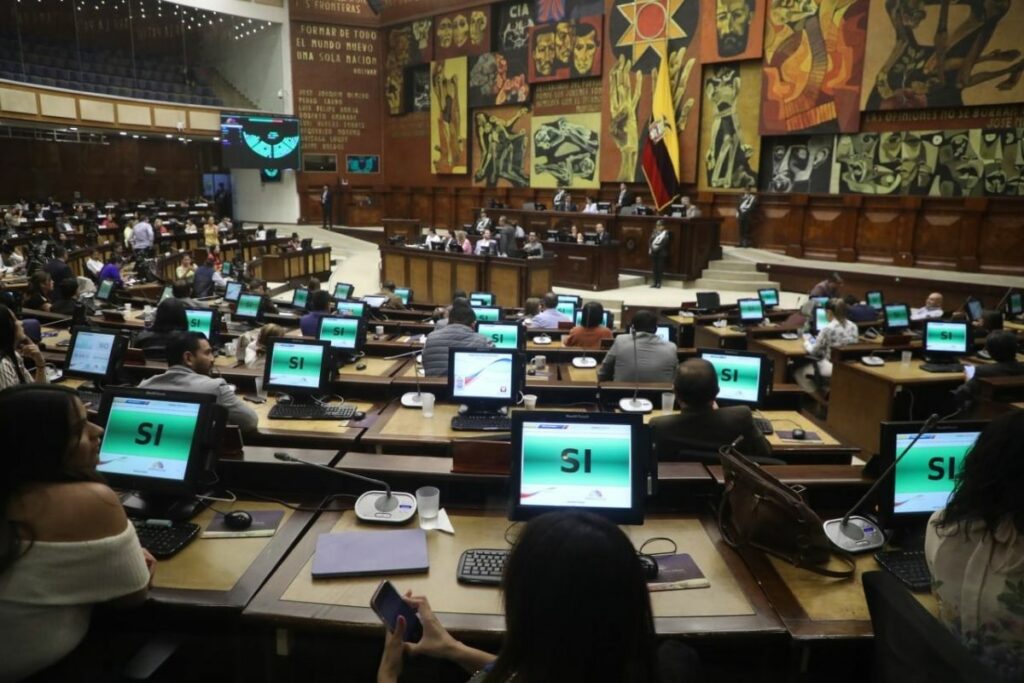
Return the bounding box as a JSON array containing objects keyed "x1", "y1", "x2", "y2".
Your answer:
[
  {"x1": 598, "y1": 310, "x2": 677, "y2": 383},
  {"x1": 422, "y1": 303, "x2": 493, "y2": 376}
]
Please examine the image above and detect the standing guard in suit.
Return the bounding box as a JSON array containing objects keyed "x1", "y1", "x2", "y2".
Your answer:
[{"x1": 648, "y1": 220, "x2": 670, "y2": 288}]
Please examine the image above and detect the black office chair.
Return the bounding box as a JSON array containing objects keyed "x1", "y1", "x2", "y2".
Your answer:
[{"x1": 863, "y1": 571, "x2": 997, "y2": 683}]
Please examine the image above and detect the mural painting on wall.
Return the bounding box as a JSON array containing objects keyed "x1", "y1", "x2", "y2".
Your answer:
[
  {"x1": 700, "y1": 0, "x2": 765, "y2": 63},
  {"x1": 530, "y1": 112, "x2": 601, "y2": 188},
  {"x1": 760, "y1": 0, "x2": 868, "y2": 135},
  {"x1": 698, "y1": 62, "x2": 761, "y2": 190},
  {"x1": 385, "y1": 20, "x2": 433, "y2": 115},
  {"x1": 469, "y1": 53, "x2": 530, "y2": 107},
  {"x1": 861, "y1": 0, "x2": 1024, "y2": 111},
  {"x1": 431, "y1": 57, "x2": 469, "y2": 174},
  {"x1": 409, "y1": 65, "x2": 432, "y2": 112},
  {"x1": 494, "y1": 0, "x2": 535, "y2": 99},
  {"x1": 528, "y1": 15, "x2": 604, "y2": 82},
  {"x1": 472, "y1": 106, "x2": 532, "y2": 187},
  {"x1": 385, "y1": 54, "x2": 405, "y2": 116},
  {"x1": 604, "y1": 0, "x2": 701, "y2": 184},
  {"x1": 759, "y1": 135, "x2": 833, "y2": 192},
  {"x1": 435, "y1": 6, "x2": 491, "y2": 60}
]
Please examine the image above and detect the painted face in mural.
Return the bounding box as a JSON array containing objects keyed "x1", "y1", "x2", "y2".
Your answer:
[
  {"x1": 879, "y1": 132, "x2": 903, "y2": 164},
  {"x1": 572, "y1": 25, "x2": 599, "y2": 75},
  {"x1": 437, "y1": 18, "x2": 453, "y2": 47},
  {"x1": 706, "y1": 66, "x2": 740, "y2": 113},
  {"x1": 555, "y1": 21, "x2": 575, "y2": 64},
  {"x1": 898, "y1": 134, "x2": 934, "y2": 192},
  {"x1": 470, "y1": 11, "x2": 488, "y2": 45},
  {"x1": 769, "y1": 143, "x2": 828, "y2": 192},
  {"x1": 412, "y1": 20, "x2": 431, "y2": 50},
  {"x1": 453, "y1": 14, "x2": 470, "y2": 47},
  {"x1": 770, "y1": 0, "x2": 818, "y2": 29},
  {"x1": 534, "y1": 29, "x2": 557, "y2": 75},
  {"x1": 716, "y1": 0, "x2": 753, "y2": 57}
]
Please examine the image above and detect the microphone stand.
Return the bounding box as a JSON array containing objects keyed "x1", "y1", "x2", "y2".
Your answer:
[
  {"x1": 823, "y1": 411, "x2": 953, "y2": 552},
  {"x1": 619, "y1": 328, "x2": 653, "y2": 413}
]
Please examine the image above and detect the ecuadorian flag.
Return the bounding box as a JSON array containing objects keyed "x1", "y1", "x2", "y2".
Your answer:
[{"x1": 642, "y1": 41, "x2": 681, "y2": 211}]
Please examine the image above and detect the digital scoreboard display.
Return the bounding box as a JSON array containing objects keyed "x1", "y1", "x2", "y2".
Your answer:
[{"x1": 221, "y1": 113, "x2": 301, "y2": 170}]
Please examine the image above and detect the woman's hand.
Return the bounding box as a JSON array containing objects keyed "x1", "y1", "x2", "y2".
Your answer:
[
  {"x1": 402, "y1": 593, "x2": 460, "y2": 660},
  {"x1": 19, "y1": 340, "x2": 44, "y2": 366},
  {"x1": 142, "y1": 548, "x2": 157, "y2": 587},
  {"x1": 377, "y1": 614, "x2": 407, "y2": 683}
]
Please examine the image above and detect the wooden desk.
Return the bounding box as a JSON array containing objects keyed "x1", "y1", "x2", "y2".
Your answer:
[
  {"x1": 748, "y1": 337, "x2": 807, "y2": 386},
  {"x1": 537, "y1": 240, "x2": 619, "y2": 290},
  {"x1": 827, "y1": 359, "x2": 966, "y2": 458},
  {"x1": 244, "y1": 511, "x2": 782, "y2": 637},
  {"x1": 260, "y1": 247, "x2": 331, "y2": 282},
  {"x1": 694, "y1": 323, "x2": 747, "y2": 350},
  {"x1": 248, "y1": 396, "x2": 376, "y2": 449},
  {"x1": 150, "y1": 500, "x2": 312, "y2": 611}
]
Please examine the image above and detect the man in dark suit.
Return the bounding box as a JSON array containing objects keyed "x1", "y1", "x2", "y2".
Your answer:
[
  {"x1": 320, "y1": 185, "x2": 333, "y2": 229},
  {"x1": 955, "y1": 330, "x2": 1024, "y2": 413},
  {"x1": 650, "y1": 358, "x2": 774, "y2": 462},
  {"x1": 473, "y1": 210, "x2": 493, "y2": 235},
  {"x1": 594, "y1": 222, "x2": 611, "y2": 245},
  {"x1": 496, "y1": 216, "x2": 517, "y2": 255},
  {"x1": 616, "y1": 182, "x2": 635, "y2": 210},
  {"x1": 648, "y1": 220, "x2": 670, "y2": 288}
]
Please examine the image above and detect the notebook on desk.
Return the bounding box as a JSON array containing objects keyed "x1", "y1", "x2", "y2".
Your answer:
[{"x1": 311, "y1": 529, "x2": 429, "y2": 579}]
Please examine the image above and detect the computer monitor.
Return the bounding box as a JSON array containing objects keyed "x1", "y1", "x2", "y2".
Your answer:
[
  {"x1": 695, "y1": 292, "x2": 720, "y2": 311},
  {"x1": 811, "y1": 306, "x2": 829, "y2": 334},
  {"x1": 470, "y1": 291, "x2": 495, "y2": 306},
  {"x1": 477, "y1": 322, "x2": 525, "y2": 351},
  {"x1": 923, "y1": 320, "x2": 969, "y2": 362},
  {"x1": 448, "y1": 348, "x2": 521, "y2": 412},
  {"x1": 393, "y1": 287, "x2": 412, "y2": 305},
  {"x1": 263, "y1": 338, "x2": 332, "y2": 400},
  {"x1": 866, "y1": 290, "x2": 884, "y2": 310},
  {"x1": 335, "y1": 300, "x2": 367, "y2": 318},
  {"x1": 333, "y1": 282, "x2": 354, "y2": 300},
  {"x1": 1007, "y1": 292, "x2": 1023, "y2": 316},
  {"x1": 758, "y1": 288, "x2": 779, "y2": 309},
  {"x1": 698, "y1": 348, "x2": 771, "y2": 406},
  {"x1": 810, "y1": 296, "x2": 830, "y2": 308},
  {"x1": 574, "y1": 309, "x2": 614, "y2": 328},
  {"x1": 300, "y1": 238, "x2": 313, "y2": 250},
  {"x1": 96, "y1": 386, "x2": 222, "y2": 520},
  {"x1": 265, "y1": 228, "x2": 278, "y2": 241},
  {"x1": 655, "y1": 324, "x2": 677, "y2": 344},
  {"x1": 880, "y1": 420, "x2": 986, "y2": 528},
  {"x1": 291, "y1": 287, "x2": 310, "y2": 309},
  {"x1": 234, "y1": 293, "x2": 264, "y2": 322},
  {"x1": 95, "y1": 279, "x2": 116, "y2": 302},
  {"x1": 471, "y1": 305, "x2": 501, "y2": 322},
  {"x1": 220, "y1": 261, "x2": 233, "y2": 277},
  {"x1": 964, "y1": 297, "x2": 983, "y2": 322},
  {"x1": 737, "y1": 298, "x2": 764, "y2": 324},
  {"x1": 159, "y1": 285, "x2": 173, "y2": 304},
  {"x1": 883, "y1": 303, "x2": 910, "y2": 333},
  {"x1": 185, "y1": 308, "x2": 220, "y2": 346},
  {"x1": 557, "y1": 294, "x2": 582, "y2": 308},
  {"x1": 508, "y1": 411, "x2": 646, "y2": 525},
  {"x1": 362, "y1": 295, "x2": 389, "y2": 309},
  {"x1": 224, "y1": 281, "x2": 244, "y2": 303},
  {"x1": 317, "y1": 315, "x2": 366, "y2": 357},
  {"x1": 555, "y1": 301, "x2": 576, "y2": 319},
  {"x1": 64, "y1": 327, "x2": 127, "y2": 385}
]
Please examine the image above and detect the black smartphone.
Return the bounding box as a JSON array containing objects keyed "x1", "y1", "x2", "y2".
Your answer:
[
  {"x1": 370, "y1": 580, "x2": 423, "y2": 643},
  {"x1": 243, "y1": 395, "x2": 267, "y2": 404}
]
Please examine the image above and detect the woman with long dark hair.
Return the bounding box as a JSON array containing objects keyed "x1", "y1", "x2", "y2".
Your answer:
[
  {"x1": 0, "y1": 385, "x2": 153, "y2": 680},
  {"x1": 0, "y1": 303, "x2": 48, "y2": 390},
  {"x1": 134, "y1": 298, "x2": 189, "y2": 359},
  {"x1": 928, "y1": 411, "x2": 1024, "y2": 680},
  {"x1": 379, "y1": 510, "x2": 696, "y2": 683},
  {"x1": 24, "y1": 270, "x2": 53, "y2": 311}
]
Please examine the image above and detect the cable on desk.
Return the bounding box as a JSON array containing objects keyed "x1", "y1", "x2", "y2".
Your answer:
[
  {"x1": 232, "y1": 488, "x2": 358, "y2": 513},
  {"x1": 503, "y1": 521, "x2": 521, "y2": 546},
  {"x1": 638, "y1": 537, "x2": 678, "y2": 556}
]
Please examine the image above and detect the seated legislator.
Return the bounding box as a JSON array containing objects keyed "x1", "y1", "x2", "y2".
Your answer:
[
  {"x1": 140, "y1": 331, "x2": 258, "y2": 434},
  {"x1": 522, "y1": 232, "x2": 545, "y2": 258},
  {"x1": 0, "y1": 385, "x2": 152, "y2": 681},
  {"x1": 521, "y1": 297, "x2": 541, "y2": 327},
  {"x1": 24, "y1": 271, "x2": 54, "y2": 311},
  {"x1": 650, "y1": 359, "x2": 772, "y2": 462},
  {"x1": 175, "y1": 253, "x2": 197, "y2": 283},
  {"x1": 565, "y1": 301, "x2": 613, "y2": 348},
  {"x1": 84, "y1": 249, "x2": 104, "y2": 280},
  {"x1": 42, "y1": 246, "x2": 75, "y2": 289},
  {"x1": 134, "y1": 298, "x2": 188, "y2": 360},
  {"x1": 797, "y1": 298, "x2": 859, "y2": 393},
  {"x1": 98, "y1": 254, "x2": 124, "y2": 287},
  {"x1": 474, "y1": 229, "x2": 498, "y2": 255},
  {"x1": 530, "y1": 292, "x2": 571, "y2": 329},
  {"x1": 926, "y1": 411, "x2": 1024, "y2": 680},
  {"x1": 597, "y1": 310, "x2": 677, "y2": 383},
  {"x1": 300, "y1": 290, "x2": 334, "y2": 337},
  {"x1": 912, "y1": 292, "x2": 946, "y2": 321},
  {"x1": 421, "y1": 303, "x2": 493, "y2": 377},
  {"x1": 954, "y1": 330, "x2": 1024, "y2": 412},
  {"x1": 582, "y1": 196, "x2": 599, "y2": 213},
  {"x1": 192, "y1": 258, "x2": 220, "y2": 298},
  {"x1": 375, "y1": 281, "x2": 408, "y2": 310},
  {"x1": 843, "y1": 294, "x2": 879, "y2": 323},
  {"x1": 172, "y1": 279, "x2": 205, "y2": 310},
  {"x1": 594, "y1": 223, "x2": 611, "y2": 245},
  {"x1": 809, "y1": 271, "x2": 843, "y2": 299},
  {"x1": 50, "y1": 277, "x2": 81, "y2": 316},
  {"x1": 453, "y1": 230, "x2": 473, "y2": 254},
  {"x1": 235, "y1": 323, "x2": 285, "y2": 370},
  {"x1": 0, "y1": 304, "x2": 48, "y2": 391},
  {"x1": 473, "y1": 210, "x2": 494, "y2": 235},
  {"x1": 377, "y1": 510, "x2": 699, "y2": 683},
  {"x1": 248, "y1": 279, "x2": 280, "y2": 315}
]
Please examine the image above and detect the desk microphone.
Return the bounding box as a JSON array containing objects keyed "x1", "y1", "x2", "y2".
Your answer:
[
  {"x1": 401, "y1": 355, "x2": 430, "y2": 408},
  {"x1": 823, "y1": 411, "x2": 952, "y2": 552},
  {"x1": 273, "y1": 452, "x2": 417, "y2": 524},
  {"x1": 619, "y1": 327, "x2": 653, "y2": 413}
]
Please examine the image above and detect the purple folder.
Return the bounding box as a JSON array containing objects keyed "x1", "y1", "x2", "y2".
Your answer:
[{"x1": 311, "y1": 529, "x2": 429, "y2": 579}]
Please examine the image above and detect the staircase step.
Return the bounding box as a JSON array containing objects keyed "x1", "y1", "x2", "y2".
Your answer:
[
  {"x1": 617, "y1": 273, "x2": 647, "y2": 288},
  {"x1": 695, "y1": 277, "x2": 780, "y2": 292},
  {"x1": 705, "y1": 260, "x2": 759, "y2": 273},
  {"x1": 700, "y1": 267, "x2": 771, "y2": 282}
]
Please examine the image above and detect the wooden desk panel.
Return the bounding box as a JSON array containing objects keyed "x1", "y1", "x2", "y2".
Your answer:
[
  {"x1": 246, "y1": 511, "x2": 782, "y2": 636},
  {"x1": 247, "y1": 396, "x2": 375, "y2": 449},
  {"x1": 538, "y1": 241, "x2": 620, "y2": 290}
]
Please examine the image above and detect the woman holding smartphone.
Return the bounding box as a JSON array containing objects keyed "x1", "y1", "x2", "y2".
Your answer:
[{"x1": 377, "y1": 510, "x2": 699, "y2": 683}]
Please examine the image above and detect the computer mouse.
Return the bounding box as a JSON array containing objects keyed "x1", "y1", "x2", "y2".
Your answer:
[
  {"x1": 356, "y1": 363, "x2": 367, "y2": 371},
  {"x1": 638, "y1": 554, "x2": 659, "y2": 580},
  {"x1": 223, "y1": 510, "x2": 253, "y2": 530},
  {"x1": 352, "y1": 410, "x2": 366, "y2": 421},
  {"x1": 791, "y1": 428, "x2": 806, "y2": 441}
]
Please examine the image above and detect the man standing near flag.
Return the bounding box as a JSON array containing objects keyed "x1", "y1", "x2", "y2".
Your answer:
[
  {"x1": 641, "y1": 42, "x2": 681, "y2": 212},
  {"x1": 649, "y1": 220, "x2": 670, "y2": 288}
]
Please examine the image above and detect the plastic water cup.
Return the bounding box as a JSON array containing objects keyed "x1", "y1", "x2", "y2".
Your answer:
[
  {"x1": 416, "y1": 486, "x2": 440, "y2": 520},
  {"x1": 123, "y1": 303, "x2": 131, "y2": 316},
  {"x1": 900, "y1": 350, "x2": 912, "y2": 367},
  {"x1": 534, "y1": 355, "x2": 547, "y2": 370},
  {"x1": 661, "y1": 392, "x2": 675, "y2": 412},
  {"x1": 143, "y1": 305, "x2": 154, "y2": 315},
  {"x1": 420, "y1": 392, "x2": 435, "y2": 417},
  {"x1": 375, "y1": 325, "x2": 385, "y2": 337},
  {"x1": 523, "y1": 394, "x2": 538, "y2": 409},
  {"x1": 254, "y1": 377, "x2": 266, "y2": 399},
  {"x1": 224, "y1": 313, "x2": 232, "y2": 325}
]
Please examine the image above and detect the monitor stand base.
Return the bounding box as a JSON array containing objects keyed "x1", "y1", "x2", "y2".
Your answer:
[{"x1": 120, "y1": 490, "x2": 212, "y2": 522}]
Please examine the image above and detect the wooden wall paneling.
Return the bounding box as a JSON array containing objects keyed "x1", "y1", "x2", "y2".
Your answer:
[
  {"x1": 409, "y1": 254, "x2": 431, "y2": 295},
  {"x1": 411, "y1": 191, "x2": 433, "y2": 226},
  {"x1": 390, "y1": 187, "x2": 413, "y2": 220},
  {"x1": 834, "y1": 195, "x2": 860, "y2": 262},
  {"x1": 801, "y1": 196, "x2": 846, "y2": 261},
  {"x1": 855, "y1": 196, "x2": 903, "y2": 264},
  {"x1": 528, "y1": 264, "x2": 551, "y2": 298},
  {"x1": 913, "y1": 200, "x2": 971, "y2": 271},
  {"x1": 710, "y1": 194, "x2": 740, "y2": 246},
  {"x1": 383, "y1": 251, "x2": 407, "y2": 288},
  {"x1": 455, "y1": 261, "x2": 479, "y2": 296},
  {"x1": 954, "y1": 198, "x2": 986, "y2": 273},
  {"x1": 433, "y1": 259, "x2": 454, "y2": 302},
  {"x1": 454, "y1": 188, "x2": 479, "y2": 228},
  {"x1": 758, "y1": 193, "x2": 804, "y2": 255},
  {"x1": 977, "y1": 199, "x2": 1024, "y2": 275},
  {"x1": 616, "y1": 223, "x2": 650, "y2": 271},
  {"x1": 488, "y1": 262, "x2": 521, "y2": 307}
]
